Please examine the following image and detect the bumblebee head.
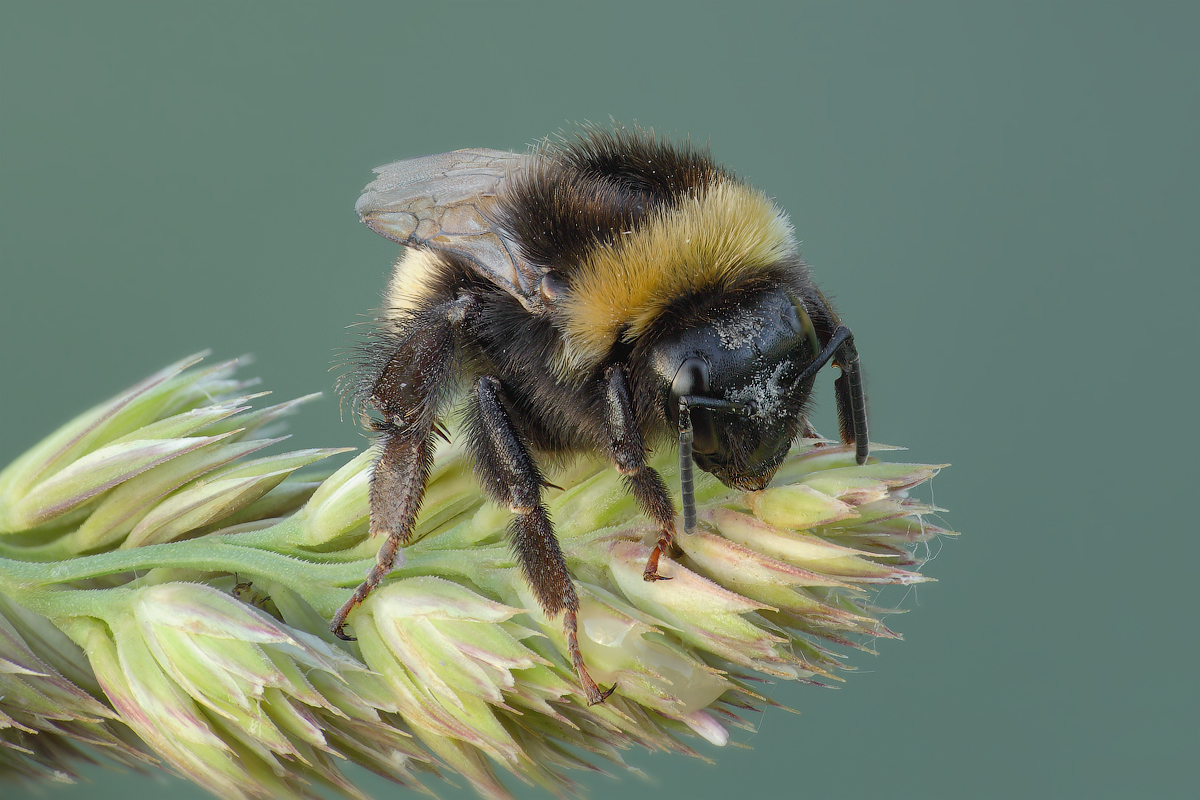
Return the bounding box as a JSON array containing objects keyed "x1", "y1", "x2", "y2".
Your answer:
[{"x1": 645, "y1": 285, "x2": 823, "y2": 492}]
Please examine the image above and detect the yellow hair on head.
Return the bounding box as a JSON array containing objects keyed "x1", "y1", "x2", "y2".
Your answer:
[{"x1": 555, "y1": 179, "x2": 796, "y2": 374}]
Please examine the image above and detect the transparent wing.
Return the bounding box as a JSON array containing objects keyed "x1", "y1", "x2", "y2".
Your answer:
[{"x1": 355, "y1": 148, "x2": 542, "y2": 305}]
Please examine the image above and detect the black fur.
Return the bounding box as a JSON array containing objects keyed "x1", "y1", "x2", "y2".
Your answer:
[
  {"x1": 337, "y1": 126, "x2": 869, "y2": 704},
  {"x1": 556, "y1": 124, "x2": 728, "y2": 205},
  {"x1": 491, "y1": 126, "x2": 726, "y2": 277}
]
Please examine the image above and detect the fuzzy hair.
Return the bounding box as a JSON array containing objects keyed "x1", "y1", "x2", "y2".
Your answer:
[
  {"x1": 552, "y1": 179, "x2": 797, "y2": 375},
  {"x1": 385, "y1": 248, "x2": 443, "y2": 314}
]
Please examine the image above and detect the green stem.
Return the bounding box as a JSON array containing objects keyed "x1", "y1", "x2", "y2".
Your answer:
[
  {"x1": 0, "y1": 525, "x2": 523, "y2": 622},
  {"x1": 218, "y1": 516, "x2": 306, "y2": 549},
  {"x1": 0, "y1": 538, "x2": 369, "y2": 594},
  {"x1": 9, "y1": 584, "x2": 132, "y2": 620}
]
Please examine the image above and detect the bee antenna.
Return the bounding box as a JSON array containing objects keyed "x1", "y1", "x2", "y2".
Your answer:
[
  {"x1": 678, "y1": 399, "x2": 697, "y2": 535},
  {"x1": 789, "y1": 325, "x2": 853, "y2": 392},
  {"x1": 684, "y1": 397, "x2": 751, "y2": 416},
  {"x1": 676, "y1": 395, "x2": 754, "y2": 537}
]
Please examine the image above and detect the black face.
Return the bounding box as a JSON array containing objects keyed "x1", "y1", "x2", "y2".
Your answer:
[{"x1": 646, "y1": 287, "x2": 822, "y2": 490}]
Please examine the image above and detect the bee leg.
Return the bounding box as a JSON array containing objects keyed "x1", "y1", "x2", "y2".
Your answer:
[
  {"x1": 603, "y1": 366, "x2": 678, "y2": 582},
  {"x1": 331, "y1": 299, "x2": 462, "y2": 640},
  {"x1": 329, "y1": 427, "x2": 437, "y2": 640},
  {"x1": 467, "y1": 375, "x2": 613, "y2": 705},
  {"x1": 832, "y1": 336, "x2": 869, "y2": 465},
  {"x1": 803, "y1": 289, "x2": 869, "y2": 466}
]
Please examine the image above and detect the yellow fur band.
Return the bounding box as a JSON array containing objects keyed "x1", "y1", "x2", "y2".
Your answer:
[{"x1": 555, "y1": 179, "x2": 796, "y2": 375}]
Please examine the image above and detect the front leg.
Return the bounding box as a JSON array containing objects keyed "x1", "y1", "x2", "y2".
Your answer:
[
  {"x1": 330, "y1": 297, "x2": 463, "y2": 640},
  {"x1": 466, "y1": 376, "x2": 612, "y2": 705},
  {"x1": 603, "y1": 365, "x2": 678, "y2": 582},
  {"x1": 832, "y1": 335, "x2": 869, "y2": 466},
  {"x1": 802, "y1": 287, "x2": 869, "y2": 466}
]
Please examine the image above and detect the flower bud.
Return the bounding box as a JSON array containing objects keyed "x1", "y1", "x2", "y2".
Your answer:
[
  {"x1": 80, "y1": 582, "x2": 430, "y2": 797},
  {"x1": 0, "y1": 598, "x2": 142, "y2": 778},
  {"x1": 0, "y1": 357, "x2": 344, "y2": 555},
  {"x1": 122, "y1": 447, "x2": 348, "y2": 548},
  {"x1": 0, "y1": 354, "x2": 233, "y2": 530},
  {"x1": 354, "y1": 576, "x2": 539, "y2": 767},
  {"x1": 292, "y1": 450, "x2": 373, "y2": 548}
]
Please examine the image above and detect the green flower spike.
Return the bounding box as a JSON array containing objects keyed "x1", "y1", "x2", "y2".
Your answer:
[{"x1": 0, "y1": 356, "x2": 954, "y2": 799}]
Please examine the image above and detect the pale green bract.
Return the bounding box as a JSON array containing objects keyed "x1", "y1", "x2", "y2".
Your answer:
[{"x1": 0, "y1": 355, "x2": 953, "y2": 800}]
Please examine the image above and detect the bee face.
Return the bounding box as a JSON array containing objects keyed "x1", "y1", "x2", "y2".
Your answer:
[{"x1": 645, "y1": 286, "x2": 820, "y2": 490}]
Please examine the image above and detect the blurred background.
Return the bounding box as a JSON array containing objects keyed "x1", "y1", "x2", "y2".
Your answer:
[{"x1": 1, "y1": 2, "x2": 1195, "y2": 798}]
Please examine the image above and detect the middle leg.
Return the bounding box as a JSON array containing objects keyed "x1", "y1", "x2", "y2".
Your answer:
[{"x1": 466, "y1": 375, "x2": 612, "y2": 705}]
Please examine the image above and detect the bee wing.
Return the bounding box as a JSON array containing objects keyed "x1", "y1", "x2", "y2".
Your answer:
[{"x1": 355, "y1": 148, "x2": 543, "y2": 306}]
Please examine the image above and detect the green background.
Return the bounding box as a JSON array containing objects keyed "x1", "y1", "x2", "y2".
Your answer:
[{"x1": 2, "y1": 2, "x2": 1196, "y2": 798}]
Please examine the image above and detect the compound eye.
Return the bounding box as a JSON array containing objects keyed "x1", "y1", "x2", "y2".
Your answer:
[
  {"x1": 671, "y1": 356, "x2": 709, "y2": 400},
  {"x1": 670, "y1": 357, "x2": 719, "y2": 454}
]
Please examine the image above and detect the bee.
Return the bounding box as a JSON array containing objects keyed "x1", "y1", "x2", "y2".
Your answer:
[{"x1": 332, "y1": 126, "x2": 868, "y2": 705}]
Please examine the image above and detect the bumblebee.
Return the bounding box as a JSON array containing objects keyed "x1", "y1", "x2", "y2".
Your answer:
[{"x1": 333, "y1": 126, "x2": 868, "y2": 705}]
